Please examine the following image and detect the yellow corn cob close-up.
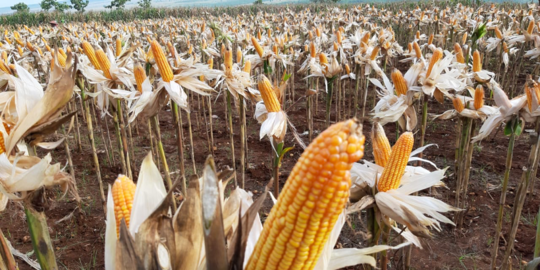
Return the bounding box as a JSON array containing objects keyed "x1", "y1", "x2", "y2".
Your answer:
[
  {"x1": 528, "y1": 20, "x2": 535, "y2": 35},
  {"x1": 391, "y1": 69, "x2": 408, "y2": 96},
  {"x1": 377, "y1": 132, "x2": 414, "y2": 192},
  {"x1": 112, "y1": 175, "x2": 136, "y2": 237},
  {"x1": 246, "y1": 119, "x2": 365, "y2": 270},
  {"x1": 474, "y1": 85, "x2": 484, "y2": 110},
  {"x1": 258, "y1": 75, "x2": 281, "y2": 113},
  {"x1": 151, "y1": 40, "x2": 174, "y2": 82},
  {"x1": 116, "y1": 38, "x2": 122, "y2": 57},
  {"x1": 372, "y1": 122, "x2": 391, "y2": 167},
  {"x1": 370, "y1": 46, "x2": 380, "y2": 61},
  {"x1": 96, "y1": 49, "x2": 112, "y2": 79}
]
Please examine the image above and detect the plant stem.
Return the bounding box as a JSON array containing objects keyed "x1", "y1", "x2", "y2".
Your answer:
[
  {"x1": 151, "y1": 116, "x2": 177, "y2": 211},
  {"x1": 226, "y1": 90, "x2": 237, "y2": 187},
  {"x1": 491, "y1": 125, "x2": 516, "y2": 270},
  {"x1": 172, "y1": 102, "x2": 187, "y2": 197}
]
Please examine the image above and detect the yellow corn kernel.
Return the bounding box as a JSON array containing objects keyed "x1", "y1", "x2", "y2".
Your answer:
[
  {"x1": 252, "y1": 36, "x2": 264, "y2": 58},
  {"x1": 112, "y1": 175, "x2": 136, "y2": 237},
  {"x1": 151, "y1": 40, "x2": 174, "y2": 82},
  {"x1": 258, "y1": 75, "x2": 281, "y2": 113},
  {"x1": 134, "y1": 63, "x2": 146, "y2": 93},
  {"x1": 116, "y1": 38, "x2": 122, "y2": 57},
  {"x1": 377, "y1": 132, "x2": 414, "y2": 192},
  {"x1": 474, "y1": 85, "x2": 484, "y2": 110},
  {"x1": 473, "y1": 50, "x2": 481, "y2": 72},
  {"x1": 82, "y1": 41, "x2": 101, "y2": 70},
  {"x1": 391, "y1": 69, "x2": 408, "y2": 96},
  {"x1": 413, "y1": 42, "x2": 421, "y2": 59},
  {"x1": 246, "y1": 119, "x2": 365, "y2": 270},
  {"x1": 96, "y1": 49, "x2": 112, "y2": 79},
  {"x1": 453, "y1": 97, "x2": 465, "y2": 113},
  {"x1": 455, "y1": 43, "x2": 465, "y2": 64},
  {"x1": 371, "y1": 122, "x2": 391, "y2": 167},
  {"x1": 426, "y1": 48, "x2": 443, "y2": 78}
]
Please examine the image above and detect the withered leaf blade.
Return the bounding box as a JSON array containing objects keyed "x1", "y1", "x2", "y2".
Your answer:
[
  {"x1": 116, "y1": 219, "x2": 143, "y2": 270},
  {"x1": 228, "y1": 187, "x2": 268, "y2": 270},
  {"x1": 0, "y1": 228, "x2": 16, "y2": 270},
  {"x1": 26, "y1": 111, "x2": 76, "y2": 146},
  {"x1": 172, "y1": 177, "x2": 203, "y2": 270},
  {"x1": 135, "y1": 181, "x2": 177, "y2": 270},
  {"x1": 6, "y1": 56, "x2": 77, "y2": 154},
  {"x1": 201, "y1": 155, "x2": 228, "y2": 270}
]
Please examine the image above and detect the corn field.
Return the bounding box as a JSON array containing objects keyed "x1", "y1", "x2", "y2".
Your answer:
[{"x1": 1, "y1": 2, "x2": 540, "y2": 269}]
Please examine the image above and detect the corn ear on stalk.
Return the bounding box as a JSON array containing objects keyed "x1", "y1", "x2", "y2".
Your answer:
[
  {"x1": 112, "y1": 175, "x2": 136, "y2": 237},
  {"x1": 116, "y1": 38, "x2": 122, "y2": 57},
  {"x1": 151, "y1": 40, "x2": 174, "y2": 82},
  {"x1": 474, "y1": 85, "x2": 484, "y2": 110},
  {"x1": 246, "y1": 119, "x2": 365, "y2": 270},
  {"x1": 453, "y1": 97, "x2": 465, "y2": 113},
  {"x1": 426, "y1": 48, "x2": 443, "y2": 78},
  {"x1": 377, "y1": 132, "x2": 414, "y2": 192},
  {"x1": 473, "y1": 50, "x2": 481, "y2": 72},
  {"x1": 252, "y1": 36, "x2": 264, "y2": 58},
  {"x1": 258, "y1": 75, "x2": 281, "y2": 113},
  {"x1": 391, "y1": 69, "x2": 408, "y2": 96},
  {"x1": 134, "y1": 63, "x2": 146, "y2": 93},
  {"x1": 96, "y1": 49, "x2": 112, "y2": 79},
  {"x1": 372, "y1": 122, "x2": 391, "y2": 167},
  {"x1": 454, "y1": 43, "x2": 465, "y2": 64}
]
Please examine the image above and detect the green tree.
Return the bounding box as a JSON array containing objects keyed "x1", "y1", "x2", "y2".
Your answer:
[
  {"x1": 70, "y1": 0, "x2": 89, "y2": 12},
  {"x1": 40, "y1": 0, "x2": 56, "y2": 11},
  {"x1": 54, "y1": 1, "x2": 71, "y2": 12},
  {"x1": 138, "y1": 0, "x2": 151, "y2": 8},
  {"x1": 10, "y1": 2, "x2": 30, "y2": 13},
  {"x1": 105, "y1": 0, "x2": 130, "y2": 9},
  {"x1": 253, "y1": 0, "x2": 263, "y2": 4}
]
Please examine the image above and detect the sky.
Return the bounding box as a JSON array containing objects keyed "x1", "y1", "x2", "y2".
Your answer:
[{"x1": 2, "y1": 0, "x2": 43, "y2": 8}]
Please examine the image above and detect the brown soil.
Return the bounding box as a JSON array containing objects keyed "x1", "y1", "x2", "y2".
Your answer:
[{"x1": 1, "y1": 78, "x2": 538, "y2": 269}]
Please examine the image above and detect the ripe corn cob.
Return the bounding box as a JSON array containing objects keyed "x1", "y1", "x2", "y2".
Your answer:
[
  {"x1": 495, "y1": 27, "x2": 503, "y2": 39},
  {"x1": 309, "y1": 42, "x2": 316, "y2": 58},
  {"x1": 134, "y1": 63, "x2": 146, "y2": 93},
  {"x1": 503, "y1": 42, "x2": 509, "y2": 53},
  {"x1": 112, "y1": 175, "x2": 136, "y2": 237},
  {"x1": 116, "y1": 38, "x2": 122, "y2": 57},
  {"x1": 462, "y1": 32, "x2": 468, "y2": 45},
  {"x1": 528, "y1": 20, "x2": 535, "y2": 35},
  {"x1": 56, "y1": 50, "x2": 67, "y2": 67},
  {"x1": 391, "y1": 69, "x2": 408, "y2": 96},
  {"x1": 17, "y1": 46, "x2": 23, "y2": 56},
  {"x1": 224, "y1": 46, "x2": 233, "y2": 76},
  {"x1": 474, "y1": 85, "x2": 484, "y2": 110},
  {"x1": 370, "y1": 46, "x2": 380, "y2": 61},
  {"x1": 243, "y1": 60, "x2": 251, "y2": 74},
  {"x1": 82, "y1": 42, "x2": 101, "y2": 70},
  {"x1": 0, "y1": 60, "x2": 11, "y2": 75},
  {"x1": 96, "y1": 49, "x2": 112, "y2": 79},
  {"x1": 428, "y1": 34, "x2": 434, "y2": 45},
  {"x1": 245, "y1": 119, "x2": 365, "y2": 270},
  {"x1": 258, "y1": 75, "x2": 281, "y2": 113},
  {"x1": 252, "y1": 36, "x2": 264, "y2": 58},
  {"x1": 236, "y1": 46, "x2": 243, "y2": 64},
  {"x1": 58, "y1": 48, "x2": 67, "y2": 59},
  {"x1": 426, "y1": 48, "x2": 443, "y2": 78},
  {"x1": 413, "y1": 42, "x2": 421, "y2": 59},
  {"x1": 377, "y1": 132, "x2": 414, "y2": 192},
  {"x1": 151, "y1": 40, "x2": 174, "y2": 82},
  {"x1": 473, "y1": 50, "x2": 482, "y2": 72},
  {"x1": 453, "y1": 97, "x2": 465, "y2": 113},
  {"x1": 455, "y1": 43, "x2": 465, "y2": 64},
  {"x1": 345, "y1": 64, "x2": 350, "y2": 75},
  {"x1": 372, "y1": 122, "x2": 391, "y2": 167}
]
